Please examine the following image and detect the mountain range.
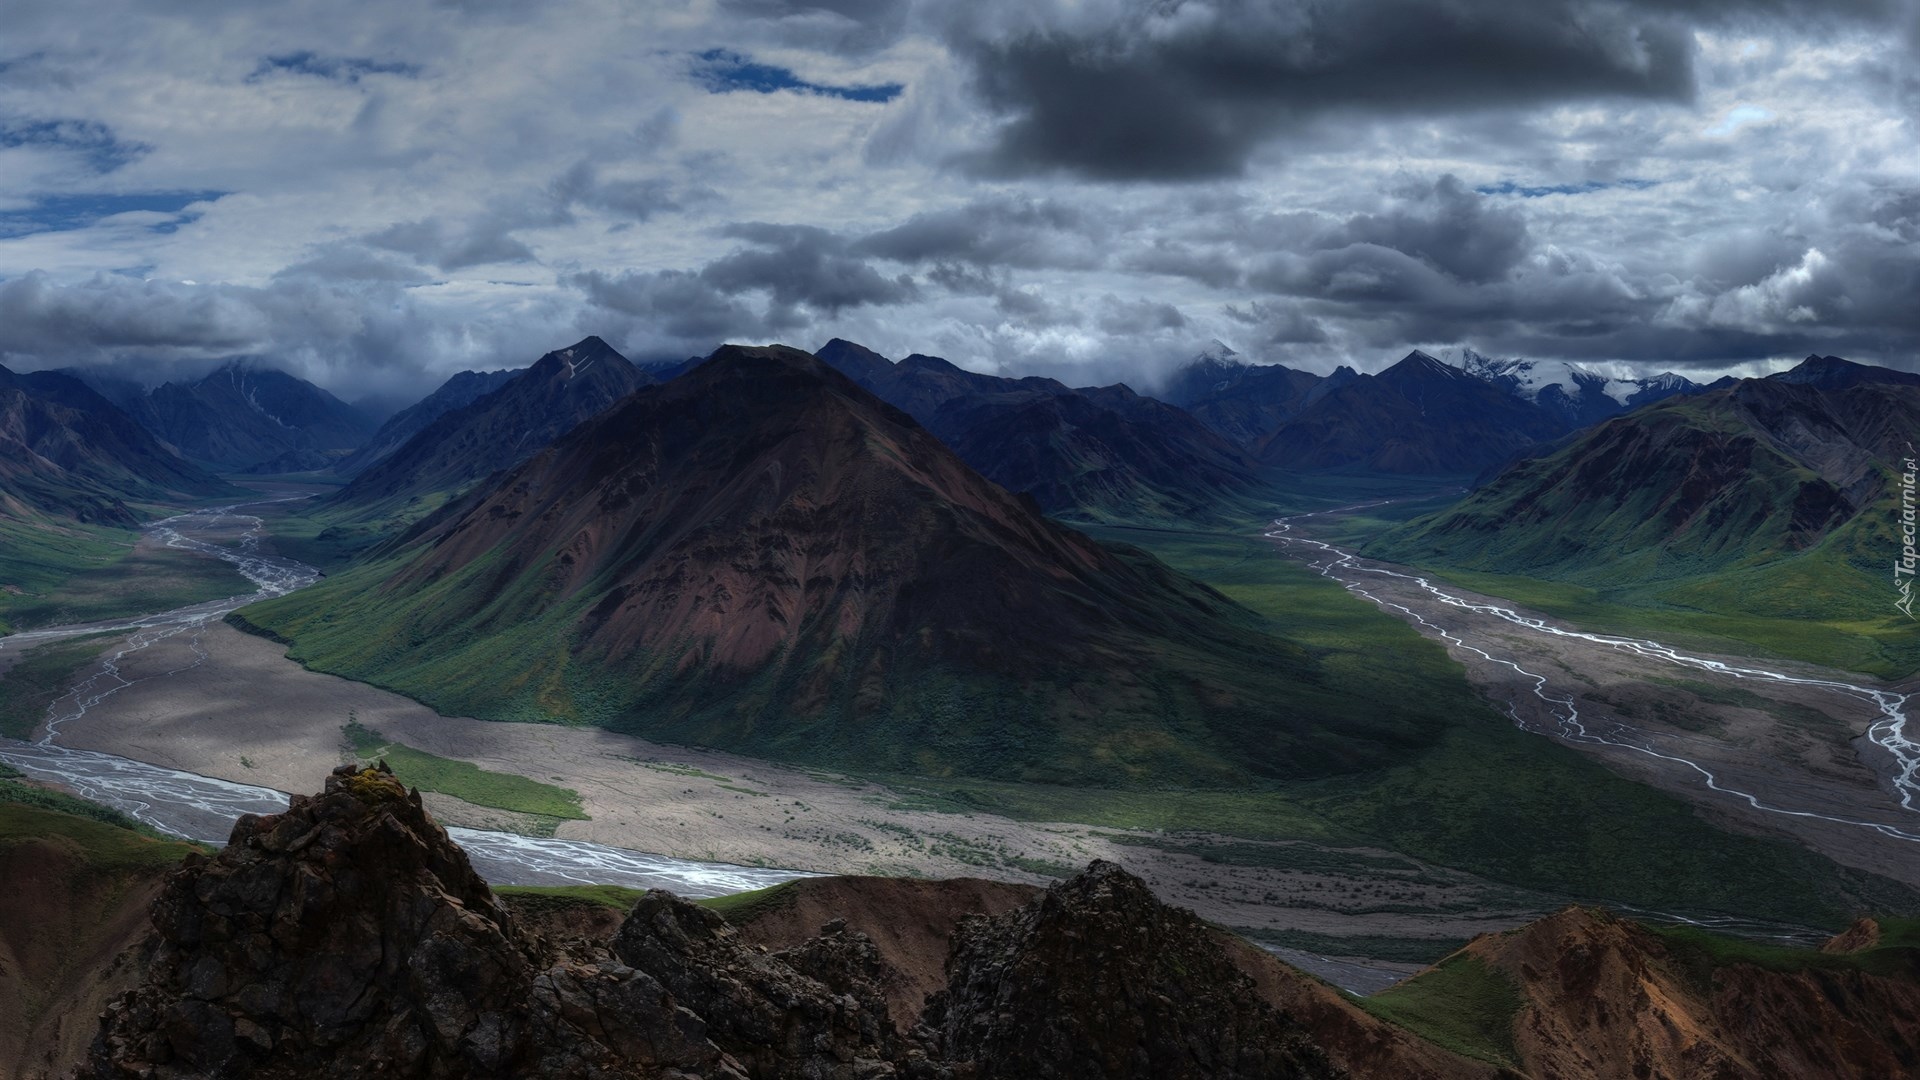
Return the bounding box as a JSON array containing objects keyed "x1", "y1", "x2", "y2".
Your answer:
[
  {"x1": 324, "y1": 336, "x2": 652, "y2": 521},
  {"x1": 1160, "y1": 342, "x2": 1703, "y2": 476},
  {"x1": 334, "y1": 367, "x2": 522, "y2": 475},
  {"x1": 239, "y1": 345, "x2": 1441, "y2": 788},
  {"x1": 0, "y1": 365, "x2": 233, "y2": 526},
  {"x1": 814, "y1": 338, "x2": 1264, "y2": 522},
  {"x1": 76, "y1": 362, "x2": 381, "y2": 473}
]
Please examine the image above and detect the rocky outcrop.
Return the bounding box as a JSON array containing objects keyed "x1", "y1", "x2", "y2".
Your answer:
[
  {"x1": 80, "y1": 768, "x2": 1368, "y2": 1080},
  {"x1": 1454, "y1": 906, "x2": 1920, "y2": 1080},
  {"x1": 83, "y1": 764, "x2": 750, "y2": 1080},
  {"x1": 920, "y1": 860, "x2": 1343, "y2": 1079},
  {"x1": 610, "y1": 896, "x2": 905, "y2": 1079}
]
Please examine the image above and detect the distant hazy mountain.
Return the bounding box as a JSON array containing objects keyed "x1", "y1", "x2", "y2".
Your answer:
[
  {"x1": 0, "y1": 365, "x2": 233, "y2": 525},
  {"x1": 1767, "y1": 353, "x2": 1920, "y2": 391},
  {"x1": 1156, "y1": 343, "x2": 1706, "y2": 469},
  {"x1": 334, "y1": 368, "x2": 522, "y2": 476},
  {"x1": 1372, "y1": 354, "x2": 1920, "y2": 585},
  {"x1": 1255, "y1": 351, "x2": 1566, "y2": 475},
  {"x1": 327, "y1": 336, "x2": 651, "y2": 516},
  {"x1": 241, "y1": 346, "x2": 1425, "y2": 787},
  {"x1": 73, "y1": 362, "x2": 380, "y2": 472},
  {"x1": 1443, "y1": 347, "x2": 1701, "y2": 430},
  {"x1": 813, "y1": 339, "x2": 1262, "y2": 522}
]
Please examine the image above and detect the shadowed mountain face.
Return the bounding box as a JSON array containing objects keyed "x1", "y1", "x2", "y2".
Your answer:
[
  {"x1": 1372, "y1": 360, "x2": 1920, "y2": 582},
  {"x1": 241, "y1": 345, "x2": 1444, "y2": 787},
  {"x1": 1155, "y1": 345, "x2": 1335, "y2": 446},
  {"x1": 0, "y1": 365, "x2": 232, "y2": 525},
  {"x1": 1157, "y1": 345, "x2": 1707, "y2": 469},
  {"x1": 335, "y1": 368, "x2": 522, "y2": 475},
  {"x1": 328, "y1": 336, "x2": 651, "y2": 515},
  {"x1": 813, "y1": 339, "x2": 1263, "y2": 522},
  {"x1": 79, "y1": 363, "x2": 380, "y2": 472},
  {"x1": 1256, "y1": 351, "x2": 1566, "y2": 475}
]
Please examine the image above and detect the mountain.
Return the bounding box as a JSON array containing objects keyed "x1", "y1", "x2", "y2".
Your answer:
[
  {"x1": 1155, "y1": 343, "x2": 1706, "y2": 459},
  {"x1": 73, "y1": 362, "x2": 381, "y2": 472},
  {"x1": 1446, "y1": 347, "x2": 1702, "y2": 430},
  {"x1": 813, "y1": 338, "x2": 1264, "y2": 522},
  {"x1": 1372, "y1": 362, "x2": 1917, "y2": 580},
  {"x1": 0, "y1": 365, "x2": 234, "y2": 526},
  {"x1": 1392, "y1": 906, "x2": 1920, "y2": 1079},
  {"x1": 1255, "y1": 350, "x2": 1567, "y2": 475},
  {"x1": 1369, "y1": 357, "x2": 1920, "y2": 673},
  {"x1": 1155, "y1": 342, "x2": 1333, "y2": 446},
  {"x1": 239, "y1": 345, "x2": 1433, "y2": 788},
  {"x1": 334, "y1": 368, "x2": 522, "y2": 475},
  {"x1": 1768, "y1": 353, "x2": 1920, "y2": 390},
  {"x1": 327, "y1": 336, "x2": 651, "y2": 517}
]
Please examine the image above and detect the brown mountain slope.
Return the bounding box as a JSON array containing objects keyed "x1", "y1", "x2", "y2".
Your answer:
[
  {"x1": 0, "y1": 366, "x2": 233, "y2": 526},
  {"x1": 0, "y1": 800, "x2": 198, "y2": 1080},
  {"x1": 244, "y1": 345, "x2": 1417, "y2": 788},
  {"x1": 1418, "y1": 907, "x2": 1920, "y2": 1079}
]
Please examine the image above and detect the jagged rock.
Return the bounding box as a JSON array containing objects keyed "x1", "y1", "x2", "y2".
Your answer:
[
  {"x1": 611, "y1": 895, "x2": 903, "y2": 1079},
  {"x1": 82, "y1": 765, "x2": 746, "y2": 1079},
  {"x1": 919, "y1": 860, "x2": 1343, "y2": 1080},
  {"x1": 76, "y1": 770, "x2": 1348, "y2": 1080}
]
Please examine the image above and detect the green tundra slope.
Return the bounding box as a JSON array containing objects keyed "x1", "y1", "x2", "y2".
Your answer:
[{"x1": 1369, "y1": 371, "x2": 1920, "y2": 677}]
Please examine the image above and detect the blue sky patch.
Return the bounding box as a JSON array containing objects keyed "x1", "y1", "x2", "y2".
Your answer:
[
  {"x1": 0, "y1": 117, "x2": 148, "y2": 173},
  {"x1": 692, "y1": 49, "x2": 901, "y2": 103},
  {"x1": 0, "y1": 191, "x2": 227, "y2": 238},
  {"x1": 250, "y1": 52, "x2": 422, "y2": 83},
  {"x1": 1476, "y1": 178, "x2": 1659, "y2": 198}
]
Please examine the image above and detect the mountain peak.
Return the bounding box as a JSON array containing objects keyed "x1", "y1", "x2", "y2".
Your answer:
[
  {"x1": 1383, "y1": 350, "x2": 1465, "y2": 380},
  {"x1": 533, "y1": 335, "x2": 629, "y2": 378},
  {"x1": 1769, "y1": 353, "x2": 1920, "y2": 390},
  {"x1": 1193, "y1": 339, "x2": 1241, "y2": 365}
]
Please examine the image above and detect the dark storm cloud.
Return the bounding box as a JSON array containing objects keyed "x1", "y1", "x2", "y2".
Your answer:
[
  {"x1": 1121, "y1": 241, "x2": 1245, "y2": 289},
  {"x1": 570, "y1": 268, "x2": 766, "y2": 341},
  {"x1": 1341, "y1": 176, "x2": 1532, "y2": 284},
  {"x1": 853, "y1": 196, "x2": 1104, "y2": 269},
  {"x1": 955, "y1": 0, "x2": 1701, "y2": 180},
  {"x1": 570, "y1": 222, "x2": 918, "y2": 345},
  {"x1": 0, "y1": 272, "x2": 261, "y2": 355},
  {"x1": 705, "y1": 223, "x2": 917, "y2": 312}
]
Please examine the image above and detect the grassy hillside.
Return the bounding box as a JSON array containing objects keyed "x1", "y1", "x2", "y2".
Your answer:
[
  {"x1": 1367, "y1": 388, "x2": 1920, "y2": 678},
  {"x1": 0, "y1": 514, "x2": 251, "y2": 634},
  {"x1": 240, "y1": 508, "x2": 1917, "y2": 929}
]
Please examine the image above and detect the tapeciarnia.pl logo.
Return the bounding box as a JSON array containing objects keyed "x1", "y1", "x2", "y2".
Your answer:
[{"x1": 1898, "y1": 443, "x2": 1917, "y2": 620}]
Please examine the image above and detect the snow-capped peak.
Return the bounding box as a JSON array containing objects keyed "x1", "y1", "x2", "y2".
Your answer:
[{"x1": 1191, "y1": 339, "x2": 1241, "y2": 366}]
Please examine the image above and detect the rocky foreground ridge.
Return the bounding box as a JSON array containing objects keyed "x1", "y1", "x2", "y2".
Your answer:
[
  {"x1": 53, "y1": 763, "x2": 1920, "y2": 1080},
  {"x1": 81, "y1": 764, "x2": 1344, "y2": 1080}
]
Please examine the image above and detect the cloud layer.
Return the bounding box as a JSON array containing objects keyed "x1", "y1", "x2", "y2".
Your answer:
[{"x1": 0, "y1": 0, "x2": 1914, "y2": 398}]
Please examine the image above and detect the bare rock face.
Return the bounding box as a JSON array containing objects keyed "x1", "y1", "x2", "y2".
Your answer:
[
  {"x1": 611, "y1": 899, "x2": 908, "y2": 1079},
  {"x1": 80, "y1": 770, "x2": 1351, "y2": 1080},
  {"x1": 82, "y1": 764, "x2": 743, "y2": 1080},
  {"x1": 919, "y1": 860, "x2": 1343, "y2": 1080}
]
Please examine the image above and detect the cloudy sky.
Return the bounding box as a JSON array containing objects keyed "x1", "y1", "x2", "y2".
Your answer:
[{"x1": 1, "y1": 0, "x2": 1916, "y2": 402}]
